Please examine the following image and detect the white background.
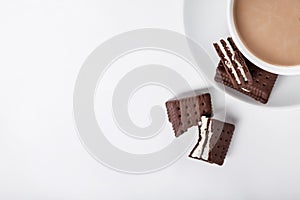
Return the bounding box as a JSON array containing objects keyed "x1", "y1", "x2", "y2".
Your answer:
[{"x1": 1, "y1": 0, "x2": 300, "y2": 199}]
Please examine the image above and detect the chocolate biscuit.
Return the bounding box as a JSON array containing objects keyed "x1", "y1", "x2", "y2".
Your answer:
[
  {"x1": 213, "y1": 38, "x2": 253, "y2": 88},
  {"x1": 166, "y1": 94, "x2": 212, "y2": 137},
  {"x1": 215, "y1": 56, "x2": 278, "y2": 104},
  {"x1": 189, "y1": 117, "x2": 235, "y2": 166}
]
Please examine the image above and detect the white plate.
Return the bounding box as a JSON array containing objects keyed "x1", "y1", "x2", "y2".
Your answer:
[{"x1": 183, "y1": 0, "x2": 300, "y2": 108}]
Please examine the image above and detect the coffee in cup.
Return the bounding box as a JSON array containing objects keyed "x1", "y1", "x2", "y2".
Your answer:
[{"x1": 233, "y1": 0, "x2": 300, "y2": 67}]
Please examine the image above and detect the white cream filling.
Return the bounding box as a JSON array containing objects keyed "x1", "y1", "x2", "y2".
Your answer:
[
  {"x1": 241, "y1": 88, "x2": 251, "y2": 93},
  {"x1": 191, "y1": 117, "x2": 208, "y2": 158},
  {"x1": 217, "y1": 41, "x2": 241, "y2": 85},
  {"x1": 191, "y1": 116, "x2": 212, "y2": 160},
  {"x1": 225, "y1": 40, "x2": 248, "y2": 82},
  {"x1": 201, "y1": 127, "x2": 213, "y2": 160},
  {"x1": 234, "y1": 55, "x2": 248, "y2": 82}
]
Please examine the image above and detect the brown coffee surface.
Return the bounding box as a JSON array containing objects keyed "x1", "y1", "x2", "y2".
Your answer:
[{"x1": 234, "y1": 0, "x2": 300, "y2": 66}]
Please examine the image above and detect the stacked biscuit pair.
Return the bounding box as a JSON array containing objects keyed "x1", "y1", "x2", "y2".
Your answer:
[
  {"x1": 213, "y1": 37, "x2": 278, "y2": 104},
  {"x1": 166, "y1": 94, "x2": 235, "y2": 166}
]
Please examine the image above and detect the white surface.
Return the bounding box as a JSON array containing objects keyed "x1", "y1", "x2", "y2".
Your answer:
[
  {"x1": 94, "y1": 50, "x2": 210, "y2": 154},
  {"x1": 0, "y1": 0, "x2": 300, "y2": 199}
]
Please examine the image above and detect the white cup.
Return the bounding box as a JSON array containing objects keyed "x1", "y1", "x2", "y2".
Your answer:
[{"x1": 227, "y1": 0, "x2": 300, "y2": 75}]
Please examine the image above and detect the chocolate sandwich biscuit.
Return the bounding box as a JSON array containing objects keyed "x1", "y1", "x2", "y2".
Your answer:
[
  {"x1": 189, "y1": 116, "x2": 235, "y2": 166},
  {"x1": 166, "y1": 94, "x2": 212, "y2": 137},
  {"x1": 213, "y1": 38, "x2": 253, "y2": 88},
  {"x1": 215, "y1": 56, "x2": 278, "y2": 104}
]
